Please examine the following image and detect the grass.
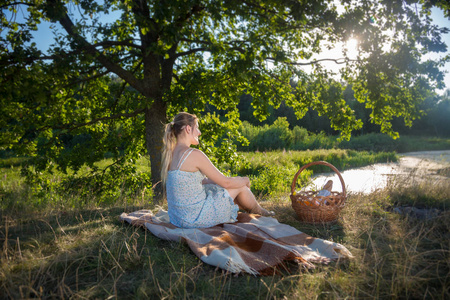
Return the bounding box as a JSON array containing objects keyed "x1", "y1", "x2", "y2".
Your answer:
[
  {"x1": 0, "y1": 150, "x2": 449, "y2": 299},
  {"x1": 1, "y1": 183, "x2": 448, "y2": 298},
  {"x1": 394, "y1": 136, "x2": 450, "y2": 153}
]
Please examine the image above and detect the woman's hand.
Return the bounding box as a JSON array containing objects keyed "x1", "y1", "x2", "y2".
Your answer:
[
  {"x1": 201, "y1": 178, "x2": 215, "y2": 185},
  {"x1": 203, "y1": 175, "x2": 249, "y2": 189},
  {"x1": 243, "y1": 176, "x2": 251, "y2": 188}
]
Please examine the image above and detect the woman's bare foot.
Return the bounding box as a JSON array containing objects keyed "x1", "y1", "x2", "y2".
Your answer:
[
  {"x1": 262, "y1": 209, "x2": 275, "y2": 217},
  {"x1": 250, "y1": 205, "x2": 275, "y2": 217}
]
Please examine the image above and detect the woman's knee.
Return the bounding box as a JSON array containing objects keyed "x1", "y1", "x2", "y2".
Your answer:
[{"x1": 226, "y1": 186, "x2": 247, "y2": 199}]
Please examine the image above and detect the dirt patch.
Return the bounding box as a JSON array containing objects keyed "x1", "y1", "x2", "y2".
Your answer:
[
  {"x1": 437, "y1": 167, "x2": 450, "y2": 177},
  {"x1": 399, "y1": 150, "x2": 450, "y2": 163},
  {"x1": 392, "y1": 206, "x2": 442, "y2": 220},
  {"x1": 398, "y1": 150, "x2": 450, "y2": 172}
]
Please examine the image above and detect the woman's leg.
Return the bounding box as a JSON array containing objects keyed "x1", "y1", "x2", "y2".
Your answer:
[{"x1": 227, "y1": 186, "x2": 274, "y2": 216}]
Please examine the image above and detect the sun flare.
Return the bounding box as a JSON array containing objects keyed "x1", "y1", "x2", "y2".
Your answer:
[{"x1": 345, "y1": 38, "x2": 359, "y2": 59}]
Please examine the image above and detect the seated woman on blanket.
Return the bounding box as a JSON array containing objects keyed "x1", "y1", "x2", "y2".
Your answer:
[{"x1": 161, "y1": 112, "x2": 274, "y2": 229}]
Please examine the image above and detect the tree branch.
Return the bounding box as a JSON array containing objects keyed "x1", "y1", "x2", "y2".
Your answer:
[
  {"x1": 175, "y1": 37, "x2": 249, "y2": 59},
  {"x1": 62, "y1": 70, "x2": 110, "y2": 88},
  {"x1": 91, "y1": 40, "x2": 142, "y2": 50},
  {"x1": 130, "y1": 0, "x2": 162, "y2": 96},
  {"x1": 0, "y1": 2, "x2": 32, "y2": 9},
  {"x1": 179, "y1": 37, "x2": 248, "y2": 46},
  {"x1": 161, "y1": 43, "x2": 178, "y2": 91},
  {"x1": 174, "y1": 47, "x2": 209, "y2": 58},
  {"x1": 267, "y1": 57, "x2": 359, "y2": 65},
  {"x1": 51, "y1": 1, "x2": 146, "y2": 95},
  {"x1": 55, "y1": 108, "x2": 146, "y2": 132},
  {"x1": 0, "y1": 44, "x2": 137, "y2": 67},
  {"x1": 173, "y1": 4, "x2": 205, "y2": 29},
  {"x1": 111, "y1": 60, "x2": 144, "y2": 112}
]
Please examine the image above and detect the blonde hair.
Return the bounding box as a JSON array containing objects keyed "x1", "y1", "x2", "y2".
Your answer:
[{"x1": 161, "y1": 112, "x2": 198, "y2": 187}]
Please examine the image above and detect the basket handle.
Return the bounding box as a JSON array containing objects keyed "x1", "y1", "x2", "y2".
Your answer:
[{"x1": 290, "y1": 161, "x2": 346, "y2": 198}]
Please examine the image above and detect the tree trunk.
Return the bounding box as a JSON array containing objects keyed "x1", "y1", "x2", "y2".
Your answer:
[{"x1": 145, "y1": 99, "x2": 167, "y2": 203}]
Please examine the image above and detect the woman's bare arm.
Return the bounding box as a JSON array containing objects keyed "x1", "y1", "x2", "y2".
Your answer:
[{"x1": 191, "y1": 150, "x2": 249, "y2": 189}]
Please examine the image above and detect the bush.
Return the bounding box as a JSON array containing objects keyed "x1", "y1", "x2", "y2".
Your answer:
[
  {"x1": 249, "y1": 165, "x2": 298, "y2": 196},
  {"x1": 239, "y1": 118, "x2": 337, "y2": 151},
  {"x1": 238, "y1": 118, "x2": 293, "y2": 151},
  {"x1": 2, "y1": 158, "x2": 154, "y2": 212}
]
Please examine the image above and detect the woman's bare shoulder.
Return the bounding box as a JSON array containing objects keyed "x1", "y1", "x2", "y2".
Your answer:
[
  {"x1": 189, "y1": 148, "x2": 208, "y2": 160},
  {"x1": 190, "y1": 148, "x2": 205, "y2": 155}
]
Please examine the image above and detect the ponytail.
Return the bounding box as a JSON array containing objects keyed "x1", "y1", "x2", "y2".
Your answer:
[
  {"x1": 160, "y1": 112, "x2": 198, "y2": 187},
  {"x1": 161, "y1": 123, "x2": 176, "y2": 187}
]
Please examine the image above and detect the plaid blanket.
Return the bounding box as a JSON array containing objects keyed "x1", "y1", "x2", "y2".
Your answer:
[{"x1": 120, "y1": 210, "x2": 353, "y2": 275}]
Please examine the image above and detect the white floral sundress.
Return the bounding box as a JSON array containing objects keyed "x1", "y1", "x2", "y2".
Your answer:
[{"x1": 166, "y1": 148, "x2": 239, "y2": 228}]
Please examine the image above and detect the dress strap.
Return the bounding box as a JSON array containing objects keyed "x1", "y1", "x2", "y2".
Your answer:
[{"x1": 177, "y1": 148, "x2": 195, "y2": 170}]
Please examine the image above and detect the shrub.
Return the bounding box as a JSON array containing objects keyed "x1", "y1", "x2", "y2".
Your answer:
[
  {"x1": 239, "y1": 118, "x2": 337, "y2": 151},
  {"x1": 238, "y1": 117, "x2": 294, "y2": 151}
]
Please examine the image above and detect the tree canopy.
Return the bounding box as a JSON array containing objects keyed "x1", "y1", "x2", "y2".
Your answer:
[{"x1": 1, "y1": 0, "x2": 449, "y2": 197}]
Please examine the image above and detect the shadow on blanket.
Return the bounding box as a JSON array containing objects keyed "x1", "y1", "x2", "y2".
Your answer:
[{"x1": 120, "y1": 210, "x2": 353, "y2": 275}]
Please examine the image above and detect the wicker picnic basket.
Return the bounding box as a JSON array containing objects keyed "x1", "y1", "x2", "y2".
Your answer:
[{"x1": 290, "y1": 161, "x2": 346, "y2": 224}]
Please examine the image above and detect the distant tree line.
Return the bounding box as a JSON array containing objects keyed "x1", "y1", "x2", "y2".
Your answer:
[{"x1": 236, "y1": 85, "x2": 450, "y2": 137}]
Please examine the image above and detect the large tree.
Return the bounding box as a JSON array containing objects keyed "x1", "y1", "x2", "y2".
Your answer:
[{"x1": 1, "y1": 0, "x2": 449, "y2": 196}]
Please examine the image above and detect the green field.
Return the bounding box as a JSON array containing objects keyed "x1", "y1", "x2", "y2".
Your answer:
[{"x1": 1, "y1": 148, "x2": 449, "y2": 299}]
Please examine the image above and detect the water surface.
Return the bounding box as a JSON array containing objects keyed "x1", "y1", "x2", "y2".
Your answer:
[{"x1": 308, "y1": 150, "x2": 450, "y2": 195}]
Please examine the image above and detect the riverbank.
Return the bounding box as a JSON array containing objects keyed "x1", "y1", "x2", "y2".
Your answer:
[{"x1": 311, "y1": 150, "x2": 450, "y2": 195}]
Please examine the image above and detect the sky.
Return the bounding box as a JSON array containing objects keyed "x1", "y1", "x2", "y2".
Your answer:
[
  {"x1": 4, "y1": 3, "x2": 450, "y2": 94},
  {"x1": 424, "y1": 8, "x2": 450, "y2": 94},
  {"x1": 302, "y1": 7, "x2": 450, "y2": 95}
]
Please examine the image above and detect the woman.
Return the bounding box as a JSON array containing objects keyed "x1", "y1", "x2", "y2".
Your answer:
[{"x1": 161, "y1": 112, "x2": 274, "y2": 228}]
